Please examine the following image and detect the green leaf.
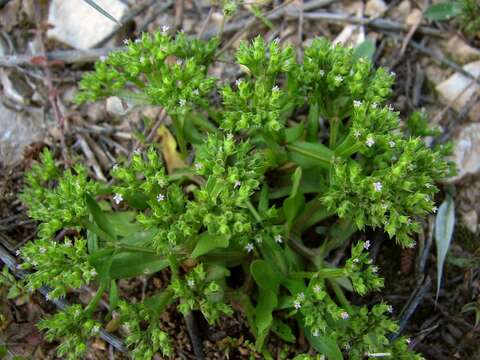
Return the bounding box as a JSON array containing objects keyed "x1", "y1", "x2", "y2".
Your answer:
[
  {"x1": 89, "y1": 248, "x2": 115, "y2": 283},
  {"x1": 0, "y1": 345, "x2": 7, "y2": 359},
  {"x1": 283, "y1": 167, "x2": 305, "y2": 233},
  {"x1": 144, "y1": 290, "x2": 174, "y2": 316},
  {"x1": 109, "y1": 252, "x2": 168, "y2": 279},
  {"x1": 259, "y1": 184, "x2": 270, "y2": 214},
  {"x1": 85, "y1": 194, "x2": 116, "y2": 241},
  {"x1": 271, "y1": 318, "x2": 295, "y2": 343},
  {"x1": 255, "y1": 288, "x2": 277, "y2": 349},
  {"x1": 250, "y1": 259, "x2": 281, "y2": 292},
  {"x1": 285, "y1": 122, "x2": 305, "y2": 144},
  {"x1": 191, "y1": 234, "x2": 229, "y2": 258},
  {"x1": 302, "y1": 320, "x2": 343, "y2": 360},
  {"x1": 119, "y1": 228, "x2": 158, "y2": 246},
  {"x1": 7, "y1": 285, "x2": 20, "y2": 299},
  {"x1": 425, "y1": 2, "x2": 462, "y2": 21},
  {"x1": 83, "y1": 0, "x2": 121, "y2": 24},
  {"x1": 353, "y1": 39, "x2": 376, "y2": 62},
  {"x1": 105, "y1": 211, "x2": 143, "y2": 237},
  {"x1": 287, "y1": 141, "x2": 333, "y2": 169},
  {"x1": 109, "y1": 280, "x2": 119, "y2": 310},
  {"x1": 435, "y1": 195, "x2": 455, "y2": 301}
]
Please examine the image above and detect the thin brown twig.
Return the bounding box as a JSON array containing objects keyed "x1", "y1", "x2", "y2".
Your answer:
[
  {"x1": 295, "y1": 11, "x2": 444, "y2": 37},
  {"x1": 198, "y1": 6, "x2": 215, "y2": 38}
]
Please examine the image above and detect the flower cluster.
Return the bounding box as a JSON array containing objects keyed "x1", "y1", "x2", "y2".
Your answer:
[
  {"x1": 118, "y1": 301, "x2": 172, "y2": 359},
  {"x1": 170, "y1": 264, "x2": 233, "y2": 324},
  {"x1": 21, "y1": 150, "x2": 101, "y2": 239},
  {"x1": 38, "y1": 304, "x2": 101, "y2": 360},
  {"x1": 19, "y1": 238, "x2": 96, "y2": 299}
]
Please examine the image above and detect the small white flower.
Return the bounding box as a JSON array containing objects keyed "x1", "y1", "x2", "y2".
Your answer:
[
  {"x1": 371, "y1": 102, "x2": 378, "y2": 109},
  {"x1": 297, "y1": 292, "x2": 305, "y2": 301},
  {"x1": 340, "y1": 311, "x2": 349, "y2": 320},
  {"x1": 179, "y1": 98, "x2": 186, "y2": 107},
  {"x1": 46, "y1": 293, "x2": 51, "y2": 300},
  {"x1": 74, "y1": 309, "x2": 82, "y2": 317},
  {"x1": 353, "y1": 100, "x2": 362, "y2": 108},
  {"x1": 226, "y1": 133, "x2": 234, "y2": 140},
  {"x1": 123, "y1": 39, "x2": 129, "y2": 45},
  {"x1": 15, "y1": 249, "x2": 21, "y2": 256},
  {"x1": 408, "y1": 242, "x2": 416, "y2": 249},
  {"x1": 335, "y1": 75, "x2": 343, "y2": 83},
  {"x1": 39, "y1": 246, "x2": 46, "y2": 254},
  {"x1": 319, "y1": 69, "x2": 325, "y2": 76},
  {"x1": 390, "y1": 71, "x2": 396, "y2": 77},
  {"x1": 313, "y1": 285, "x2": 322, "y2": 293},
  {"x1": 293, "y1": 300, "x2": 302, "y2": 310},
  {"x1": 272, "y1": 85, "x2": 279, "y2": 92},
  {"x1": 353, "y1": 258, "x2": 360, "y2": 263},
  {"x1": 406, "y1": 338, "x2": 412, "y2": 345},
  {"x1": 157, "y1": 193, "x2": 165, "y2": 202},
  {"x1": 388, "y1": 104, "x2": 395, "y2": 111},
  {"x1": 408, "y1": 164, "x2": 416, "y2": 171},
  {"x1": 274, "y1": 234, "x2": 283, "y2": 244},
  {"x1": 389, "y1": 141, "x2": 396, "y2": 148},
  {"x1": 113, "y1": 193, "x2": 123, "y2": 204},
  {"x1": 135, "y1": 38, "x2": 141, "y2": 43},
  {"x1": 364, "y1": 240, "x2": 371, "y2": 250},
  {"x1": 161, "y1": 25, "x2": 170, "y2": 33},
  {"x1": 187, "y1": 279, "x2": 195, "y2": 288},
  {"x1": 234, "y1": 180, "x2": 241, "y2": 189},
  {"x1": 194, "y1": 162, "x2": 203, "y2": 170},
  {"x1": 353, "y1": 130, "x2": 361, "y2": 138},
  {"x1": 235, "y1": 79, "x2": 242, "y2": 86},
  {"x1": 387, "y1": 305, "x2": 393, "y2": 313},
  {"x1": 255, "y1": 235, "x2": 263, "y2": 244},
  {"x1": 407, "y1": 218, "x2": 412, "y2": 225},
  {"x1": 373, "y1": 182, "x2": 382, "y2": 192},
  {"x1": 133, "y1": 148, "x2": 141, "y2": 155},
  {"x1": 192, "y1": 89, "x2": 199, "y2": 96},
  {"x1": 90, "y1": 269, "x2": 98, "y2": 277},
  {"x1": 432, "y1": 206, "x2": 438, "y2": 213},
  {"x1": 371, "y1": 265, "x2": 379, "y2": 273},
  {"x1": 140, "y1": 56, "x2": 146, "y2": 64},
  {"x1": 123, "y1": 323, "x2": 131, "y2": 332},
  {"x1": 312, "y1": 329, "x2": 320, "y2": 337},
  {"x1": 99, "y1": 55, "x2": 107, "y2": 62},
  {"x1": 92, "y1": 325, "x2": 100, "y2": 334},
  {"x1": 245, "y1": 243, "x2": 254, "y2": 253},
  {"x1": 366, "y1": 136, "x2": 375, "y2": 147},
  {"x1": 425, "y1": 183, "x2": 432, "y2": 189},
  {"x1": 112, "y1": 163, "x2": 119, "y2": 171}
]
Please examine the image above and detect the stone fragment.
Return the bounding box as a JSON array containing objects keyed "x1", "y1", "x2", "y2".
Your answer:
[{"x1": 47, "y1": 0, "x2": 128, "y2": 49}]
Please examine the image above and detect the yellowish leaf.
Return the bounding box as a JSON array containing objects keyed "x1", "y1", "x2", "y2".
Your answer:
[{"x1": 157, "y1": 125, "x2": 186, "y2": 173}]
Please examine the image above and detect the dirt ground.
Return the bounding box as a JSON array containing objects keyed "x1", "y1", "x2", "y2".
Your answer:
[{"x1": 0, "y1": 0, "x2": 479, "y2": 359}]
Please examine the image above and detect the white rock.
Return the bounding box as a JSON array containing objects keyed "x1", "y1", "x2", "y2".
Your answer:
[
  {"x1": 365, "y1": 0, "x2": 387, "y2": 16},
  {"x1": 0, "y1": 104, "x2": 45, "y2": 165},
  {"x1": 441, "y1": 35, "x2": 480, "y2": 65},
  {"x1": 449, "y1": 123, "x2": 480, "y2": 182},
  {"x1": 47, "y1": 0, "x2": 128, "y2": 49},
  {"x1": 436, "y1": 61, "x2": 480, "y2": 119},
  {"x1": 106, "y1": 96, "x2": 133, "y2": 117}
]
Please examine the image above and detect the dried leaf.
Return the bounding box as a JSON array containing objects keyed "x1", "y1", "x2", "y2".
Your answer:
[{"x1": 157, "y1": 125, "x2": 187, "y2": 173}]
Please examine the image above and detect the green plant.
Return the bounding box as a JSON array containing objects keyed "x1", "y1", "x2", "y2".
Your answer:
[
  {"x1": 425, "y1": 0, "x2": 480, "y2": 37},
  {"x1": 19, "y1": 33, "x2": 454, "y2": 359}
]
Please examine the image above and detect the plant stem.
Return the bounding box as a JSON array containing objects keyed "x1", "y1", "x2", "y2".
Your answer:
[
  {"x1": 171, "y1": 115, "x2": 188, "y2": 157},
  {"x1": 246, "y1": 200, "x2": 262, "y2": 223},
  {"x1": 329, "y1": 116, "x2": 340, "y2": 149},
  {"x1": 329, "y1": 279, "x2": 353, "y2": 313},
  {"x1": 85, "y1": 280, "x2": 107, "y2": 315},
  {"x1": 306, "y1": 102, "x2": 319, "y2": 142}
]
